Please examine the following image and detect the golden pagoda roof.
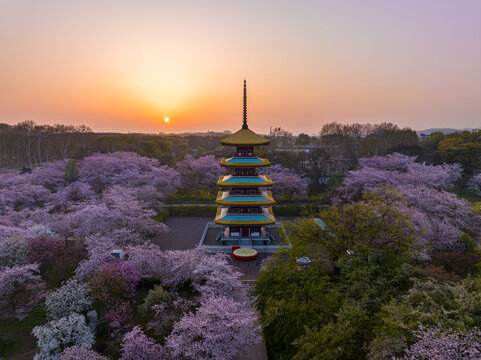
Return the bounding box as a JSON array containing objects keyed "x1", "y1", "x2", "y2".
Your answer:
[
  {"x1": 216, "y1": 190, "x2": 276, "y2": 205},
  {"x1": 214, "y1": 206, "x2": 276, "y2": 225},
  {"x1": 219, "y1": 157, "x2": 271, "y2": 167},
  {"x1": 217, "y1": 175, "x2": 273, "y2": 187},
  {"x1": 220, "y1": 128, "x2": 271, "y2": 146}
]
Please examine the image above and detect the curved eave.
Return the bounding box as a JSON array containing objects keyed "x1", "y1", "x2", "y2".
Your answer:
[
  {"x1": 219, "y1": 157, "x2": 271, "y2": 167},
  {"x1": 214, "y1": 207, "x2": 276, "y2": 225},
  {"x1": 220, "y1": 128, "x2": 271, "y2": 146},
  {"x1": 215, "y1": 191, "x2": 276, "y2": 205},
  {"x1": 216, "y1": 175, "x2": 274, "y2": 187}
]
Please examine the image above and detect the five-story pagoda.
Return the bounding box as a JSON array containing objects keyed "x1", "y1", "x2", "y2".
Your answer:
[{"x1": 215, "y1": 81, "x2": 276, "y2": 247}]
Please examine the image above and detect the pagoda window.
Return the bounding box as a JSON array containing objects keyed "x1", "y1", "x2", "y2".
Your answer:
[
  {"x1": 250, "y1": 227, "x2": 260, "y2": 236},
  {"x1": 248, "y1": 208, "x2": 259, "y2": 213},
  {"x1": 233, "y1": 189, "x2": 242, "y2": 195},
  {"x1": 231, "y1": 208, "x2": 241, "y2": 213},
  {"x1": 231, "y1": 227, "x2": 240, "y2": 237},
  {"x1": 248, "y1": 189, "x2": 257, "y2": 195}
]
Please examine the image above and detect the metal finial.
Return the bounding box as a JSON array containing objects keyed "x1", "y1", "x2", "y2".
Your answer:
[{"x1": 242, "y1": 79, "x2": 248, "y2": 129}]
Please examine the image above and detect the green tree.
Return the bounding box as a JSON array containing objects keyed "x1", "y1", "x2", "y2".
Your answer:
[
  {"x1": 286, "y1": 187, "x2": 417, "y2": 262},
  {"x1": 254, "y1": 259, "x2": 339, "y2": 360},
  {"x1": 295, "y1": 133, "x2": 310, "y2": 146},
  {"x1": 64, "y1": 159, "x2": 79, "y2": 183},
  {"x1": 370, "y1": 278, "x2": 481, "y2": 358}
]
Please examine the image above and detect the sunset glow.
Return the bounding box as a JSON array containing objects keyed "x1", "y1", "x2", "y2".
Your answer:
[{"x1": 1, "y1": 1, "x2": 481, "y2": 133}]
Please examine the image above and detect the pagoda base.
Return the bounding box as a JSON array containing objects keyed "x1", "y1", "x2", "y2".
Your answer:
[{"x1": 199, "y1": 222, "x2": 290, "y2": 253}]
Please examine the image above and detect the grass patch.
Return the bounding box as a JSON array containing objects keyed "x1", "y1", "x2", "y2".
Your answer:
[
  {"x1": 163, "y1": 205, "x2": 217, "y2": 217},
  {"x1": 0, "y1": 306, "x2": 46, "y2": 359}
]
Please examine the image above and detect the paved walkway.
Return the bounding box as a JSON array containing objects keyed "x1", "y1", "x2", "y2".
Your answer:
[
  {"x1": 155, "y1": 217, "x2": 270, "y2": 360},
  {"x1": 155, "y1": 217, "x2": 212, "y2": 250}
]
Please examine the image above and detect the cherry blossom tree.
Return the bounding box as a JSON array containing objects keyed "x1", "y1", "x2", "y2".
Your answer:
[
  {"x1": 104, "y1": 299, "x2": 133, "y2": 335},
  {"x1": 160, "y1": 247, "x2": 243, "y2": 298},
  {"x1": 268, "y1": 164, "x2": 307, "y2": 199},
  {"x1": 0, "y1": 236, "x2": 28, "y2": 269},
  {"x1": 0, "y1": 225, "x2": 31, "y2": 240},
  {"x1": 75, "y1": 235, "x2": 117, "y2": 280},
  {"x1": 28, "y1": 161, "x2": 66, "y2": 191},
  {"x1": 166, "y1": 296, "x2": 261, "y2": 360},
  {"x1": 89, "y1": 261, "x2": 141, "y2": 302},
  {"x1": 62, "y1": 186, "x2": 166, "y2": 245},
  {"x1": 60, "y1": 346, "x2": 108, "y2": 360},
  {"x1": 120, "y1": 326, "x2": 166, "y2": 360},
  {"x1": 0, "y1": 183, "x2": 51, "y2": 212},
  {"x1": 399, "y1": 326, "x2": 481, "y2": 360},
  {"x1": 341, "y1": 153, "x2": 462, "y2": 197},
  {"x1": 50, "y1": 181, "x2": 95, "y2": 211},
  {"x1": 32, "y1": 313, "x2": 94, "y2": 360},
  {"x1": 0, "y1": 263, "x2": 47, "y2": 314},
  {"x1": 176, "y1": 154, "x2": 223, "y2": 193},
  {"x1": 27, "y1": 237, "x2": 64, "y2": 266},
  {"x1": 339, "y1": 153, "x2": 479, "y2": 253},
  {"x1": 396, "y1": 185, "x2": 480, "y2": 251},
  {"x1": 79, "y1": 152, "x2": 179, "y2": 194},
  {"x1": 125, "y1": 242, "x2": 166, "y2": 277},
  {"x1": 45, "y1": 279, "x2": 94, "y2": 319}
]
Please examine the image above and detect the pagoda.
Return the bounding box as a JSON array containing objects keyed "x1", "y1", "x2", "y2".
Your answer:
[{"x1": 215, "y1": 80, "x2": 276, "y2": 247}]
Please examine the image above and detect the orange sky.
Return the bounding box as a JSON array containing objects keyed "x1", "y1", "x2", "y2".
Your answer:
[{"x1": 1, "y1": 0, "x2": 481, "y2": 134}]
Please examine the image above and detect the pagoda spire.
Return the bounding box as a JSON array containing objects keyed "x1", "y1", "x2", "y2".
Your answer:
[{"x1": 242, "y1": 79, "x2": 248, "y2": 129}]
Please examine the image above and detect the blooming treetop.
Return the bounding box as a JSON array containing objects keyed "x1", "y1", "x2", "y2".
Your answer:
[
  {"x1": 59, "y1": 346, "x2": 108, "y2": 360},
  {"x1": 44, "y1": 279, "x2": 94, "y2": 320},
  {"x1": 32, "y1": 313, "x2": 95, "y2": 360},
  {"x1": 166, "y1": 296, "x2": 261, "y2": 360},
  {"x1": 399, "y1": 326, "x2": 481, "y2": 360},
  {"x1": 120, "y1": 326, "x2": 166, "y2": 360}
]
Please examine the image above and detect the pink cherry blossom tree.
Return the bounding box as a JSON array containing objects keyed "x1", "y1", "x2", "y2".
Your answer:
[
  {"x1": 0, "y1": 263, "x2": 47, "y2": 314},
  {"x1": 339, "y1": 153, "x2": 479, "y2": 252},
  {"x1": 120, "y1": 326, "x2": 167, "y2": 360},
  {"x1": 176, "y1": 154, "x2": 223, "y2": 194},
  {"x1": 60, "y1": 346, "x2": 108, "y2": 360},
  {"x1": 79, "y1": 152, "x2": 179, "y2": 194},
  {"x1": 27, "y1": 237, "x2": 64, "y2": 266},
  {"x1": 75, "y1": 235, "x2": 117, "y2": 280},
  {"x1": 268, "y1": 164, "x2": 308, "y2": 199},
  {"x1": 399, "y1": 326, "x2": 481, "y2": 360},
  {"x1": 89, "y1": 261, "x2": 141, "y2": 302},
  {"x1": 166, "y1": 296, "x2": 261, "y2": 360},
  {"x1": 341, "y1": 153, "x2": 462, "y2": 197},
  {"x1": 160, "y1": 247, "x2": 243, "y2": 298},
  {"x1": 125, "y1": 242, "x2": 166, "y2": 277}
]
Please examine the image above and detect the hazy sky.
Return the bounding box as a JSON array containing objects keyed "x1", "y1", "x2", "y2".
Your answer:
[{"x1": 1, "y1": 0, "x2": 481, "y2": 134}]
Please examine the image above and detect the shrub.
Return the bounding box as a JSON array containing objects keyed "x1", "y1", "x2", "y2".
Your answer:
[{"x1": 138, "y1": 284, "x2": 174, "y2": 315}]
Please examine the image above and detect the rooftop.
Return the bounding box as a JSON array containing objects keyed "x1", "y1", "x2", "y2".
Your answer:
[
  {"x1": 217, "y1": 175, "x2": 274, "y2": 187},
  {"x1": 220, "y1": 157, "x2": 271, "y2": 167},
  {"x1": 220, "y1": 128, "x2": 271, "y2": 146},
  {"x1": 216, "y1": 190, "x2": 275, "y2": 205},
  {"x1": 214, "y1": 206, "x2": 276, "y2": 225}
]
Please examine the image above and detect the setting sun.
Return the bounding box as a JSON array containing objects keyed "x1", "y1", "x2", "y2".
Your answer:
[{"x1": 164, "y1": 117, "x2": 170, "y2": 123}]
